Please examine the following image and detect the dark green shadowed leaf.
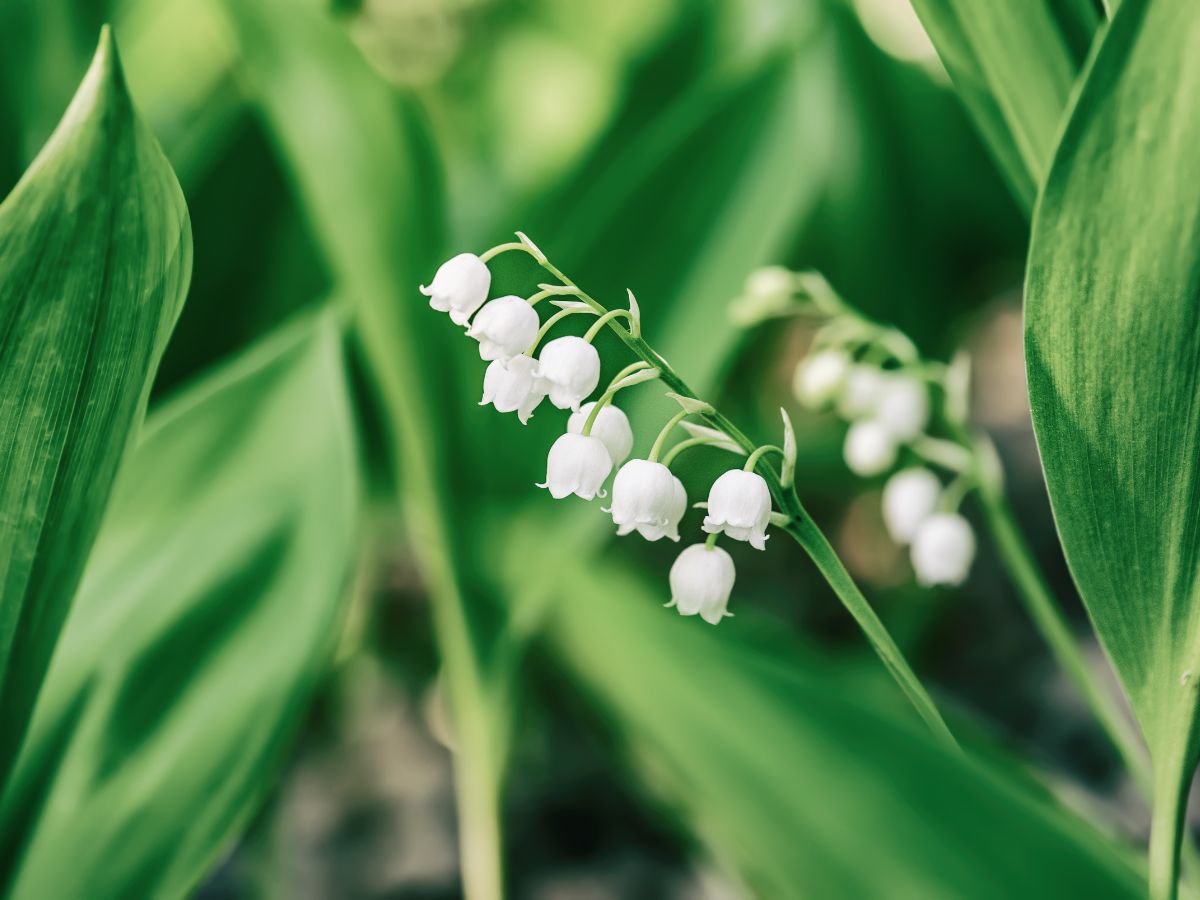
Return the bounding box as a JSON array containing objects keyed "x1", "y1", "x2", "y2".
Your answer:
[
  {"x1": 1024, "y1": 0, "x2": 1200, "y2": 890},
  {"x1": 0, "y1": 313, "x2": 359, "y2": 899},
  {"x1": 0, "y1": 27, "x2": 191, "y2": 785},
  {"x1": 909, "y1": 0, "x2": 1098, "y2": 210}
]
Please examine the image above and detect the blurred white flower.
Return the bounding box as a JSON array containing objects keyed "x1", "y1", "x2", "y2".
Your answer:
[
  {"x1": 838, "y1": 364, "x2": 887, "y2": 419},
  {"x1": 702, "y1": 469, "x2": 771, "y2": 550},
  {"x1": 535, "y1": 335, "x2": 601, "y2": 410},
  {"x1": 605, "y1": 460, "x2": 687, "y2": 541},
  {"x1": 793, "y1": 349, "x2": 851, "y2": 409},
  {"x1": 420, "y1": 252, "x2": 491, "y2": 326},
  {"x1": 466, "y1": 296, "x2": 540, "y2": 361},
  {"x1": 882, "y1": 468, "x2": 941, "y2": 544},
  {"x1": 537, "y1": 433, "x2": 613, "y2": 501},
  {"x1": 480, "y1": 355, "x2": 544, "y2": 423},
  {"x1": 843, "y1": 420, "x2": 898, "y2": 476},
  {"x1": 568, "y1": 402, "x2": 634, "y2": 467},
  {"x1": 669, "y1": 543, "x2": 736, "y2": 624},
  {"x1": 875, "y1": 374, "x2": 930, "y2": 440},
  {"x1": 911, "y1": 513, "x2": 976, "y2": 586}
]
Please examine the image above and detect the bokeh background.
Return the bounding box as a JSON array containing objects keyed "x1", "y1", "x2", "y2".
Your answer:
[{"x1": 0, "y1": 0, "x2": 1141, "y2": 896}]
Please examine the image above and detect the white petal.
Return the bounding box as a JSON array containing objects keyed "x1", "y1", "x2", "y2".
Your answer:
[
  {"x1": 568, "y1": 403, "x2": 634, "y2": 467},
  {"x1": 669, "y1": 544, "x2": 735, "y2": 623},
  {"x1": 911, "y1": 513, "x2": 976, "y2": 587},
  {"x1": 882, "y1": 468, "x2": 941, "y2": 544},
  {"x1": 843, "y1": 420, "x2": 898, "y2": 477}
]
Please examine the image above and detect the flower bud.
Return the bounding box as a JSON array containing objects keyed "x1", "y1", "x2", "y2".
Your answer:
[
  {"x1": 568, "y1": 402, "x2": 634, "y2": 467},
  {"x1": 480, "y1": 355, "x2": 545, "y2": 423},
  {"x1": 882, "y1": 468, "x2": 941, "y2": 544},
  {"x1": 466, "y1": 296, "x2": 540, "y2": 361},
  {"x1": 875, "y1": 374, "x2": 930, "y2": 441},
  {"x1": 604, "y1": 460, "x2": 687, "y2": 541},
  {"x1": 669, "y1": 543, "x2": 736, "y2": 624},
  {"x1": 843, "y1": 420, "x2": 898, "y2": 477},
  {"x1": 702, "y1": 469, "x2": 771, "y2": 550},
  {"x1": 534, "y1": 336, "x2": 601, "y2": 410},
  {"x1": 537, "y1": 433, "x2": 613, "y2": 501},
  {"x1": 420, "y1": 252, "x2": 491, "y2": 326},
  {"x1": 793, "y1": 349, "x2": 851, "y2": 409},
  {"x1": 838, "y1": 364, "x2": 887, "y2": 419},
  {"x1": 911, "y1": 513, "x2": 976, "y2": 587}
]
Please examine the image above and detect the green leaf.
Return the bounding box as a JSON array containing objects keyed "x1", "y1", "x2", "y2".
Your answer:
[
  {"x1": 504, "y1": 517, "x2": 1142, "y2": 898},
  {"x1": 1024, "y1": 0, "x2": 1200, "y2": 891},
  {"x1": 0, "y1": 313, "x2": 359, "y2": 899},
  {"x1": 910, "y1": 0, "x2": 1098, "y2": 210},
  {"x1": 0, "y1": 28, "x2": 191, "y2": 786}
]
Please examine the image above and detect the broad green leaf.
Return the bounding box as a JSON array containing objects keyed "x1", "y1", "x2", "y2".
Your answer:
[
  {"x1": 909, "y1": 0, "x2": 1097, "y2": 209},
  {"x1": 502, "y1": 516, "x2": 1142, "y2": 898},
  {"x1": 0, "y1": 313, "x2": 359, "y2": 899},
  {"x1": 0, "y1": 29, "x2": 191, "y2": 786},
  {"x1": 1024, "y1": 0, "x2": 1200, "y2": 890}
]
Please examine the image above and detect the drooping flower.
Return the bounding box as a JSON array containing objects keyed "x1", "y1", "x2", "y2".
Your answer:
[
  {"x1": 480, "y1": 355, "x2": 545, "y2": 423},
  {"x1": 567, "y1": 402, "x2": 634, "y2": 467},
  {"x1": 466, "y1": 295, "x2": 540, "y2": 361},
  {"x1": 882, "y1": 468, "x2": 941, "y2": 544},
  {"x1": 537, "y1": 432, "x2": 613, "y2": 500},
  {"x1": 793, "y1": 349, "x2": 851, "y2": 409},
  {"x1": 875, "y1": 374, "x2": 930, "y2": 441},
  {"x1": 534, "y1": 335, "x2": 601, "y2": 410},
  {"x1": 604, "y1": 460, "x2": 687, "y2": 541},
  {"x1": 420, "y1": 253, "x2": 491, "y2": 326},
  {"x1": 838, "y1": 364, "x2": 887, "y2": 419},
  {"x1": 702, "y1": 469, "x2": 771, "y2": 550},
  {"x1": 668, "y1": 543, "x2": 736, "y2": 624},
  {"x1": 843, "y1": 420, "x2": 898, "y2": 477},
  {"x1": 910, "y1": 513, "x2": 976, "y2": 587}
]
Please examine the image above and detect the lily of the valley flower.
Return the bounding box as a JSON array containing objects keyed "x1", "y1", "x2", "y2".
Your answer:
[
  {"x1": 466, "y1": 295, "x2": 540, "y2": 361},
  {"x1": 605, "y1": 459, "x2": 687, "y2": 541},
  {"x1": 910, "y1": 512, "x2": 976, "y2": 587},
  {"x1": 702, "y1": 469, "x2": 771, "y2": 550},
  {"x1": 537, "y1": 432, "x2": 612, "y2": 500},
  {"x1": 421, "y1": 253, "x2": 491, "y2": 325},
  {"x1": 480, "y1": 355, "x2": 544, "y2": 423},
  {"x1": 838, "y1": 364, "x2": 887, "y2": 419},
  {"x1": 875, "y1": 374, "x2": 930, "y2": 441},
  {"x1": 668, "y1": 543, "x2": 736, "y2": 624},
  {"x1": 882, "y1": 468, "x2": 941, "y2": 544},
  {"x1": 843, "y1": 419, "x2": 898, "y2": 477},
  {"x1": 535, "y1": 335, "x2": 601, "y2": 410},
  {"x1": 793, "y1": 348, "x2": 851, "y2": 409},
  {"x1": 568, "y1": 402, "x2": 634, "y2": 467}
]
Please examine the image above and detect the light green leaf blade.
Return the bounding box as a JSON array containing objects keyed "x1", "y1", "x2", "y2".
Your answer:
[
  {"x1": 0, "y1": 27, "x2": 191, "y2": 785},
  {"x1": 1024, "y1": 0, "x2": 1200, "y2": 890},
  {"x1": 909, "y1": 0, "x2": 1096, "y2": 209},
  {"x1": 0, "y1": 313, "x2": 359, "y2": 899}
]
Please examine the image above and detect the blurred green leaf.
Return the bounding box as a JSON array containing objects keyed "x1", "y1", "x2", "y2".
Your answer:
[
  {"x1": 909, "y1": 0, "x2": 1097, "y2": 209},
  {"x1": 1024, "y1": 0, "x2": 1200, "y2": 889},
  {"x1": 516, "y1": 522, "x2": 1142, "y2": 898},
  {"x1": 0, "y1": 313, "x2": 359, "y2": 899},
  {"x1": 0, "y1": 29, "x2": 190, "y2": 787}
]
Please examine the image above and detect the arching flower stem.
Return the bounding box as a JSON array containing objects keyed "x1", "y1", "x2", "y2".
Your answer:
[
  {"x1": 527, "y1": 306, "x2": 594, "y2": 355},
  {"x1": 584, "y1": 309, "x2": 635, "y2": 342},
  {"x1": 648, "y1": 409, "x2": 690, "y2": 463},
  {"x1": 743, "y1": 444, "x2": 784, "y2": 473},
  {"x1": 661, "y1": 436, "x2": 727, "y2": 467}
]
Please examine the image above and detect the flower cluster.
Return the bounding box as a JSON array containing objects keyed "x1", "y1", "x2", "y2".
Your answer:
[
  {"x1": 735, "y1": 268, "x2": 979, "y2": 587},
  {"x1": 423, "y1": 236, "x2": 799, "y2": 624}
]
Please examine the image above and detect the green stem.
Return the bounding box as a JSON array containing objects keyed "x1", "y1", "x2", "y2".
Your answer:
[
  {"x1": 581, "y1": 392, "x2": 613, "y2": 436},
  {"x1": 584, "y1": 309, "x2": 633, "y2": 342},
  {"x1": 525, "y1": 288, "x2": 557, "y2": 307},
  {"x1": 662, "y1": 436, "x2": 722, "y2": 468},
  {"x1": 1151, "y1": 767, "x2": 1188, "y2": 900},
  {"x1": 536, "y1": 256, "x2": 956, "y2": 748},
  {"x1": 648, "y1": 409, "x2": 689, "y2": 463},
  {"x1": 744, "y1": 444, "x2": 783, "y2": 472},
  {"x1": 528, "y1": 306, "x2": 593, "y2": 354},
  {"x1": 479, "y1": 241, "x2": 536, "y2": 264}
]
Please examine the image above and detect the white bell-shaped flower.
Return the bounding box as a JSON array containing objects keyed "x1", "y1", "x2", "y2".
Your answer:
[
  {"x1": 420, "y1": 252, "x2": 491, "y2": 326},
  {"x1": 911, "y1": 513, "x2": 976, "y2": 587},
  {"x1": 537, "y1": 432, "x2": 613, "y2": 501},
  {"x1": 604, "y1": 460, "x2": 687, "y2": 541},
  {"x1": 793, "y1": 349, "x2": 851, "y2": 409},
  {"x1": 702, "y1": 469, "x2": 771, "y2": 550},
  {"x1": 882, "y1": 468, "x2": 942, "y2": 544},
  {"x1": 480, "y1": 355, "x2": 545, "y2": 423},
  {"x1": 466, "y1": 295, "x2": 540, "y2": 361},
  {"x1": 843, "y1": 420, "x2": 898, "y2": 477},
  {"x1": 669, "y1": 543, "x2": 736, "y2": 624},
  {"x1": 838, "y1": 364, "x2": 887, "y2": 419},
  {"x1": 567, "y1": 402, "x2": 634, "y2": 467},
  {"x1": 534, "y1": 336, "x2": 601, "y2": 410},
  {"x1": 875, "y1": 374, "x2": 930, "y2": 441}
]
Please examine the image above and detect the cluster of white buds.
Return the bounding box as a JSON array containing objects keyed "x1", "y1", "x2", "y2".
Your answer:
[
  {"x1": 425, "y1": 236, "x2": 802, "y2": 624},
  {"x1": 736, "y1": 267, "x2": 980, "y2": 588}
]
